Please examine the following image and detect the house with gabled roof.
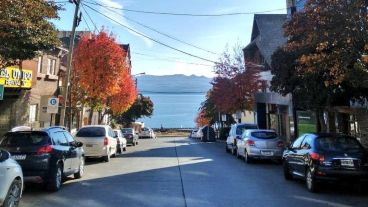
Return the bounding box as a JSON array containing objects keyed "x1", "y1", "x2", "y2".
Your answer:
[{"x1": 243, "y1": 14, "x2": 295, "y2": 141}]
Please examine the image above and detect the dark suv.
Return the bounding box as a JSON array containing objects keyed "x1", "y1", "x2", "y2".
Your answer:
[
  {"x1": 0, "y1": 126, "x2": 85, "y2": 191},
  {"x1": 283, "y1": 133, "x2": 368, "y2": 192}
]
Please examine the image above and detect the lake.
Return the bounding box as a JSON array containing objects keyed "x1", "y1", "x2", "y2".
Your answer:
[{"x1": 138, "y1": 92, "x2": 206, "y2": 128}]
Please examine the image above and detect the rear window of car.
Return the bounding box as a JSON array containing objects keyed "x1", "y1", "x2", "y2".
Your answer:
[
  {"x1": 122, "y1": 128, "x2": 133, "y2": 134},
  {"x1": 236, "y1": 125, "x2": 258, "y2": 135},
  {"x1": 251, "y1": 131, "x2": 277, "y2": 139},
  {"x1": 0, "y1": 132, "x2": 50, "y2": 147},
  {"x1": 316, "y1": 136, "x2": 363, "y2": 152},
  {"x1": 76, "y1": 127, "x2": 106, "y2": 137}
]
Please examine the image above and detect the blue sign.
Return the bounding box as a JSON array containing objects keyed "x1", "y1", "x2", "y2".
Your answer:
[
  {"x1": 0, "y1": 85, "x2": 3, "y2": 100},
  {"x1": 49, "y1": 98, "x2": 57, "y2": 105}
]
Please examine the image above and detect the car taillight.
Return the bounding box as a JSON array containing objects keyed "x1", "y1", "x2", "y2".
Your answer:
[
  {"x1": 37, "y1": 145, "x2": 53, "y2": 154},
  {"x1": 246, "y1": 140, "x2": 255, "y2": 146},
  {"x1": 104, "y1": 137, "x2": 109, "y2": 146},
  {"x1": 277, "y1": 141, "x2": 284, "y2": 148},
  {"x1": 310, "y1": 152, "x2": 325, "y2": 162}
]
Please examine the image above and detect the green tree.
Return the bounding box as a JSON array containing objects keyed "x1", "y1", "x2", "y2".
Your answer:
[
  {"x1": 113, "y1": 95, "x2": 154, "y2": 127},
  {"x1": 0, "y1": 0, "x2": 61, "y2": 67}
]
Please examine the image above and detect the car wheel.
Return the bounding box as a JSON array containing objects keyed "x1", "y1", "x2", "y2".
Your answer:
[
  {"x1": 306, "y1": 168, "x2": 318, "y2": 193},
  {"x1": 74, "y1": 157, "x2": 85, "y2": 179},
  {"x1": 136, "y1": 141, "x2": 139, "y2": 145},
  {"x1": 283, "y1": 160, "x2": 293, "y2": 180},
  {"x1": 3, "y1": 179, "x2": 22, "y2": 207},
  {"x1": 103, "y1": 153, "x2": 110, "y2": 162},
  {"x1": 244, "y1": 151, "x2": 253, "y2": 164},
  {"x1": 231, "y1": 144, "x2": 237, "y2": 155},
  {"x1": 132, "y1": 141, "x2": 136, "y2": 146},
  {"x1": 123, "y1": 146, "x2": 127, "y2": 151},
  {"x1": 47, "y1": 163, "x2": 63, "y2": 192}
]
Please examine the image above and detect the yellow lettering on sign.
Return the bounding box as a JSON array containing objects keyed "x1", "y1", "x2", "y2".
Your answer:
[{"x1": 0, "y1": 67, "x2": 33, "y2": 88}]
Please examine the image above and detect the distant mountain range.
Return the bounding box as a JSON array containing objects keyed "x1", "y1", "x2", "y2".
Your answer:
[{"x1": 136, "y1": 74, "x2": 212, "y2": 93}]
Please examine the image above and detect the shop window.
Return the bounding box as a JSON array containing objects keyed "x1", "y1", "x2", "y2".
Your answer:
[
  {"x1": 47, "y1": 58, "x2": 56, "y2": 75},
  {"x1": 29, "y1": 104, "x2": 38, "y2": 123},
  {"x1": 37, "y1": 57, "x2": 42, "y2": 73}
]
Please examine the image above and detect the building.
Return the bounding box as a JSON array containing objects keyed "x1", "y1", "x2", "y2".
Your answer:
[
  {"x1": 243, "y1": 14, "x2": 292, "y2": 141},
  {"x1": 0, "y1": 48, "x2": 68, "y2": 135}
]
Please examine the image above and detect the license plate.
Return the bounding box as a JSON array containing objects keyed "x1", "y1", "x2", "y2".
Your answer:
[
  {"x1": 86, "y1": 144, "x2": 93, "y2": 147},
  {"x1": 341, "y1": 159, "x2": 354, "y2": 167},
  {"x1": 11, "y1": 154, "x2": 26, "y2": 160},
  {"x1": 261, "y1": 151, "x2": 273, "y2": 156}
]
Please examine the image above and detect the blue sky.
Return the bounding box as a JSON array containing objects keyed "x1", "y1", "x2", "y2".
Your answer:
[{"x1": 53, "y1": 0, "x2": 286, "y2": 77}]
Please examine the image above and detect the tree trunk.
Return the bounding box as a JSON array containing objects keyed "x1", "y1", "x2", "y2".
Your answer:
[
  {"x1": 88, "y1": 108, "x2": 93, "y2": 125},
  {"x1": 337, "y1": 113, "x2": 349, "y2": 134},
  {"x1": 316, "y1": 110, "x2": 327, "y2": 133},
  {"x1": 327, "y1": 111, "x2": 336, "y2": 133}
]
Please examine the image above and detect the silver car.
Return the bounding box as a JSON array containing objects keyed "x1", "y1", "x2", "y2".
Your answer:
[
  {"x1": 0, "y1": 149, "x2": 23, "y2": 207},
  {"x1": 236, "y1": 129, "x2": 284, "y2": 163}
]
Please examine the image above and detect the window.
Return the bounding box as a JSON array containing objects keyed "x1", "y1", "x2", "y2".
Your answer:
[
  {"x1": 47, "y1": 58, "x2": 56, "y2": 75},
  {"x1": 37, "y1": 57, "x2": 42, "y2": 73},
  {"x1": 29, "y1": 104, "x2": 38, "y2": 122},
  {"x1": 53, "y1": 132, "x2": 68, "y2": 146},
  {"x1": 76, "y1": 127, "x2": 106, "y2": 137},
  {"x1": 108, "y1": 127, "x2": 115, "y2": 137},
  {"x1": 251, "y1": 131, "x2": 278, "y2": 139},
  {"x1": 301, "y1": 135, "x2": 313, "y2": 149},
  {"x1": 0, "y1": 132, "x2": 49, "y2": 147},
  {"x1": 63, "y1": 132, "x2": 75, "y2": 144},
  {"x1": 316, "y1": 136, "x2": 363, "y2": 152},
  {"x1": 291, "y1": 135, "x2": 305, "y2": 149}
]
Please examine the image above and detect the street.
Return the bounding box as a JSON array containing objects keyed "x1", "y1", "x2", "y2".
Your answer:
[{"x1": 20, "y1": 137, "x2": 367, "y2": 207}]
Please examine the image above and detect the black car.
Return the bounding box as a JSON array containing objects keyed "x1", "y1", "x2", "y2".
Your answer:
[
  {"x1": 283, "y1": 133, "x2": 368, "y2": 192},
  {"x1": 0, "y1": 126, "x2": 85, "y2": 191}
]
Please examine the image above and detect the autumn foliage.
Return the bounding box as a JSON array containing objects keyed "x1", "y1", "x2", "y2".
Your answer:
[
  {"x1": 72, "y1": 31, "x2": 136, "y2": 115},
  {"x1": 195, "y1": 111, "x2": 210, "y2": 127}
]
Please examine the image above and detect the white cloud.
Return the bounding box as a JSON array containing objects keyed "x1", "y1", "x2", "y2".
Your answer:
[
  {"x1": 97, "y1": 0, "x2": 153, "y2": 47},
  {"x1": 174, "y1": 61, "x2": 215, "y2": 77}
]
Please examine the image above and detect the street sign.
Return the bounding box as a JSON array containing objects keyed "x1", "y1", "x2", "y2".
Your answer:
[
  {"x1": 0, "y1": 85, "x2": 3, "y2": 100},
  {"x1": 47, "y1": 97, "x2": 59, "y2": 114}
]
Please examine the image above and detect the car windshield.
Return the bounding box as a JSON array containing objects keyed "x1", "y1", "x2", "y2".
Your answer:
[
  {"x1": 113, "y1": 131, "x2": 119, "y2": 137},
  {"x1": 251, "y1": 131, "x2": 277, "y2": 139},
  {"x1": 0, "y1": 132, "x2": 49, "y2": 147},
  {"x1": 237, "y1": 125, "x2": 257, "y2": 135},
  {"x1": 122, "y1": 128, "x2": 133, "y2": 134},
  {"x1": 316, "y1": 136, "x2": 363, "y2": 152},
  {"x1": 76, "y1": 127, "x2": 105, "y2": 137}
]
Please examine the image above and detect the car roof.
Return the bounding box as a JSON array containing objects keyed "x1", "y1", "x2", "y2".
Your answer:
[
  {"x1": 304, "y1": 132, "x2": 353, "y2": 138},
  {"x1": 245, "y1": 129, "x2": 275, "y2": 133}
]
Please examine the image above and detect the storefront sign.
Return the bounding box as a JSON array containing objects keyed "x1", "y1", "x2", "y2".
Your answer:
[
  {"x1": 0, "y1": 85, "x2": 4, "y2": 100},
  {"x1": 0, "y1": 67, "x2": 33, "y2": 88}
]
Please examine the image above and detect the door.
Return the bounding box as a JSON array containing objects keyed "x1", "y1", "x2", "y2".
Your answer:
[
  {"x1": 63, "y1": 132, "x2": 80, "y2": 172},
  {"x1": 287, "y1": 135, "x2": 305, "y2": 176},
  {"x1": 52, "y1": 131, "x2": 72, "y2": 174},
  {"x1": 296, "y1": 135, "x2": 314, "y2": 176}
]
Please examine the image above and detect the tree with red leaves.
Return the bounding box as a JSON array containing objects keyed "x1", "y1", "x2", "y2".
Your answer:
[
  {"x1": 195, "y1": 110, "x2": 210, "y2": 127},
  {"x1": 211, "y1": 45, "x2": 262, "y2": 114},
  {"x1": 72, "y1": 31, "x2": 136, "y2": 124}
]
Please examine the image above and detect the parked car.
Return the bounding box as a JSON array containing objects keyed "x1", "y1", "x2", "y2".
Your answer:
[
  {"x1": 283, "y1": 133, "x2": 368, "y2": 192},
  {"x1": 236, "y1": 129, "x2": 284, "y2": 163},
  {"x1": 0, "y1": 126, "x2": 84, "y2": 192},
  {"x1": 75, "y1": 125, "x2": 117, "y2": 162},
  {"x1": 0, "y1": 149, "x2": 23, "y2": 207},
  {"x1": 226, "y1": 123, "x2": 258, "y2": 155},
  {"x1": 139, "y1": 127, "x2": 156, "y2": 139},
  {"x1": 113, "y1": 129, "x2": 127, "y2": 153},
  {"x1": 189, "y1": 129, "x2": 200, "y2": 139},
  {"x1": 122, "y1": 128, "x2": 139, "y2": 146}
]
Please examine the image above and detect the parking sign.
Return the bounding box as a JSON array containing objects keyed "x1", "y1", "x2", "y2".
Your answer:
[{"x1": 47, "y1": 97, "x2": 59, "y2": 114}]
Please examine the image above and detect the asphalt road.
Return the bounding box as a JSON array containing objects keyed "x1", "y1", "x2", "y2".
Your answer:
[{"x1": 20, "y1": 137, "x2": 368, "y2": 207}]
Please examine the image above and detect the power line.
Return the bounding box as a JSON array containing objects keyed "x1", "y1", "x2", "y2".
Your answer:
[
  {"x1": 83, "y1": 3, "x2": 218, "y2": 64},
  {"x1": 91, "y1": 3, "x2": 218, "y2": 55},
  {"x1": 80, "y1": 9, "x2": 92, "y2": 31},
  {"x1": 81, "y1": 4, "x2": 99, "y2": 32},
  {"x1": 84, "y1": 0, "x2": 286, "y2": 17}
]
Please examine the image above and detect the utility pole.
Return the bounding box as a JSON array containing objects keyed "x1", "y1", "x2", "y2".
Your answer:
[{"x1": 60, "y1": 0, "x2": 81, "y2": 131}]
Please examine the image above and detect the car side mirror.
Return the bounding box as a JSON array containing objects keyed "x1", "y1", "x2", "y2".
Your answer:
[
  {"x1": 0, "y1": 150, "x2": 10, "y2": 162},
  {"x1": 76, "y1": 142, "x2": 83, "y2": 148}
]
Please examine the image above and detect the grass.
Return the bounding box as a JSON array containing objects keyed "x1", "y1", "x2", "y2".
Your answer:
[{"x1": 298, "y1": 123, "x2": 316, "y2": 135}]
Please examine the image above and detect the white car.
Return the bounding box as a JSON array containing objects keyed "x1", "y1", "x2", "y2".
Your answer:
[
  {"x1": 0, "y1": 149, "x2": 23, "y2": 207},
  {"x1": 139, "y1": 127, "x2": 156, "y2": 138},
  {"x1": 75, "y1": 125, "x2": 117, "y2": 162},
  {"x1": 113, "y1": 130, "x2": 127, "y2": 153},
  {"x1": 189, "y1": 129, "x2": 201, "y2": 139}
]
